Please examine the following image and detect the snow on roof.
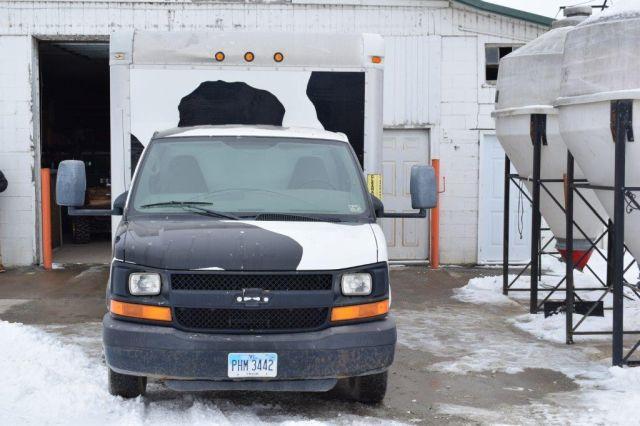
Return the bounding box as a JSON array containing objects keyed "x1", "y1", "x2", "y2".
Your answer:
[{"x1": 155, "y1": 125, "x2": 349, "y2": 142}]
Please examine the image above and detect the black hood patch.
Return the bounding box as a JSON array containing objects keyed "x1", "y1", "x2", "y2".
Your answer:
[{"x1": 118, "y1": 219, "x2": 303, "y2": 271}]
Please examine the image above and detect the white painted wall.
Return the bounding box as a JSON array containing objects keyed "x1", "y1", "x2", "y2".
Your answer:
[
  {"x1": 0, "y1": 36, "x2": 37, "y2": 266},
  {"x1": 0, "y1": 0, "x2": 548, "y2": 265}
]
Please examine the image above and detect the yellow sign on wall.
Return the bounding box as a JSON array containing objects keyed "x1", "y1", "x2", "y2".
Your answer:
[{"x1": 367, "y1": 174, "x2": 382, "y2": 199}]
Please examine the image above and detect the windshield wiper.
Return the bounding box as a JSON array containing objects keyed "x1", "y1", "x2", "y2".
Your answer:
[
  {"x1": 253, "y1": 213, "x2": 342, "y2": 223},
  {"x1": 141, "y1": 201, "x2": 213, "y2": 208},
  {"x1": 140, "y1": 201, "x2": 240, "y2": 220}
]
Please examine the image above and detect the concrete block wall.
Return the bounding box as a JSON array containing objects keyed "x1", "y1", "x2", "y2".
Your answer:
[
  {"x1": 436, "y1": 23, "x2": 535, "y2": 264},
  {"x1": 0, "y1": 36, "x2": 37, "y2": 266},
  {"x1": 438, "y1": 35, "x2": 481, "y2": 264}
]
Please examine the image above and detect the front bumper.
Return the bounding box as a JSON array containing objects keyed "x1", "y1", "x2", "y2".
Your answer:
[{"x1": 103, "y1": 314, "x2": 396, "y2": 385}]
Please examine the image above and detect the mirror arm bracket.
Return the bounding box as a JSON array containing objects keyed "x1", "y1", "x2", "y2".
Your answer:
[
  {"x1": 379, "y1": 209, "x2": 427, "y2": 219},
  {"x1": 68, "y1": 207, "x2": 122, "y2": 217}
]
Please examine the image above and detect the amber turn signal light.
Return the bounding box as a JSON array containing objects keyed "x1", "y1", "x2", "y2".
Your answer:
[
  {"x1": 371, "y1": 56, "x2": 382, "y2": 64},
  {"x1": 244, "y1": 51, "x2": 255, "y2": 62},
  {"x1": 110, "y1": 300, "x2": 172, "y2": 322},
  {"x1": 273, "y1": 52, "x2": 284, "y2": 63},
  {"x1": 214, "y1": 51, "x2": 225, "y2": 62},
  {"x1": 331, "y1": 299, "x2": 389, "y2": 322}
]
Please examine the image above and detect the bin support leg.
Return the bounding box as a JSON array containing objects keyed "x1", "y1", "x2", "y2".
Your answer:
[
  {"x1": 565, "y1": 152, "x2": 575, "y2": 344},
  {"x1": 503, "y1": 155, "x2": 510, "y2": 295},
  {"x1": 611, "y1": 99, "x2": 633, "y2": 366},
  {"x1": 529, "y1": 114, "x2": 546, "y2": 314}
]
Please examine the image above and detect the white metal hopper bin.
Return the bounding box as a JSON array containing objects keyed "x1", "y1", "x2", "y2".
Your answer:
[
  {"x1": 494, "y1": 6, "x2": 606, "y2": 269},
  {"x1": 556, "y1": 7, "x2": 640, "y2": 262}
]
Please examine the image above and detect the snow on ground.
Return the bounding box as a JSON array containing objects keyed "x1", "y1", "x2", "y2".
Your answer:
[
  {"x1": 540, "y1": 365, "x2": 640, "y2": 425},
  {"x1": 395, "y1": 301, "x2": 640, "y2": 424},
  {"x1": 396, "y1": 305, "x2": 604, "y2": 378},
  {"x1": 0, "y1": 320, "x2": 398, "y2": 425},
  {"x1": 459, "y1": 252, "x2": 640, "y2": 344},
  {"x1": 432, "y1": 254, "x2": 640, "y2": 425},
  {"x1": 451, "y1": 276, "x2": 518, "y2": 306}
]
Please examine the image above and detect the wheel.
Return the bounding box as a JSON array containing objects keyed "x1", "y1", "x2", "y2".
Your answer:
[
  {"x1": 343, "y1": 371, "x2": 388, "y2": 404},
  {"x1": 108, "y1": 368, "x2": 147, "y2": 398},
  {"x1": 71, "y1": 217, "x2": 91, "y2": 244}
]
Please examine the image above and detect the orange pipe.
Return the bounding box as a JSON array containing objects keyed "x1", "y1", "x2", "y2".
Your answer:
[
  {"x1": 41, "y1": 168, "x2": 53, "y2": 270},
  {"x1": 430, "y1": 159, "x2": 440, "y2": 269}
]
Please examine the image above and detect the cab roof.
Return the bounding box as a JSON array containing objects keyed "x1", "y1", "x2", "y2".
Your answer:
[{"x1": 154, "y1": 125, "x2": 349, "y2": 143}]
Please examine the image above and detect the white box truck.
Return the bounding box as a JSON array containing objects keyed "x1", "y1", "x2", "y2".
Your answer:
[{"x1": 55, "y1": 31, "x2": 436, "y2": 403}]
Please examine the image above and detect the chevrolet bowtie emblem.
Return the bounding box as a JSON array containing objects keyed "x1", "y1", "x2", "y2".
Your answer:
[{"x1": 235, "y1": 288, "x2": 270, "y2": 305}]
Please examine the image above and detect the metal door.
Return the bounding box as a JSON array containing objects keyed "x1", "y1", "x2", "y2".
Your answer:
[
  {"x1": 478, "y1": 133, "x2": 531, "y2": 264},
  {"x1": 380, "y1": 129, "x2": 430, "y2": 260}
]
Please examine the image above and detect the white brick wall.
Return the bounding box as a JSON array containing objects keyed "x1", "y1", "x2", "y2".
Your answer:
[
  {"x1": 0, "y1": 36, "x2": 36, "y2": 266},
  {"x1": 0, "y1": 1, "x2": 548, "y2": 266},
  {"x1": 438, "y1": 35, "x2": 481, "y2": 264}
]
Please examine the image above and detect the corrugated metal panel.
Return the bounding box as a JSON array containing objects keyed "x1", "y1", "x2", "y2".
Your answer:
[{"x1": 383, "y1": 35, "x2": 435, "y2": 127}]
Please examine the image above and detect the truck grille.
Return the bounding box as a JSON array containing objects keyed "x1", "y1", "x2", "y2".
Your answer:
[
  {"x1": 171, "y1": 273, "x2": 333, "y2": 291},
  {"x1": 174, "y1": 307, "x2": 329, "y2": 332}
]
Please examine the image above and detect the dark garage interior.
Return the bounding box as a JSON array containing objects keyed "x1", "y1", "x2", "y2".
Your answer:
[{"x1": 39, "y1": 42, "x2": 111, "y2": 264}]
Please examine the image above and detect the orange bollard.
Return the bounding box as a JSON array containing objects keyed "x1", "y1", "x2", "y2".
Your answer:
[
  {"x1": 41, "y1": 168, "x2": 53, "y2": 270},
  {"x1": 430, "y1": 159, "x2": 440, "y2": 269}
]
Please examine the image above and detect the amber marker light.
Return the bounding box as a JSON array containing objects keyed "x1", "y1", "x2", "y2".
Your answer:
[
  {"x1": 244, "y1": 51, "x2": 255, "y2": 62},
  {"x1": 331, "y1": 299, "x2": 389, "y2": 322},
  {"x1": 371, "y1": 56, "x2": 382, "y2": 64},
  {"x1": 110, "y1": 300, "x2": 172, "y2": 322},
  {"x1": 214, "y1": 51, "x2": 225, "y2": 62},
  {"x1": 273, "y1": 52, "x2": 284, "y2": 63}
]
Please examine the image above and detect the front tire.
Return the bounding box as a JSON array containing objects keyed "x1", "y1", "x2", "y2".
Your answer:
[
  {"x1": 108, "y1": 368, "x2": 147, "y2": 398},
  {"x1": 343, "y1": 371, "x2": 388, "y2": 404}
]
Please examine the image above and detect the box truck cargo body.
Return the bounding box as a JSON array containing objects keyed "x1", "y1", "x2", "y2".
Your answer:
[
  {"x1": 55, "y1": 31, "x2": 437, "y2": 402},
  {"x1": 109, "y1": 31, "x2": 385, "y2": 208}
]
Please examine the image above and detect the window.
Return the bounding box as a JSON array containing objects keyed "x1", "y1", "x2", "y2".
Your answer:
[
  {"x1": 129, "y1": 136, "x2": 371, "y2": 221},
  {"x1": 485, "y1": 45, "x2": 520, "y2": 83}
]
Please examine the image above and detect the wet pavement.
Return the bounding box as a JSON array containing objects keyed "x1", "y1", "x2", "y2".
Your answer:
[{"x1": 0, "y1": 263, "x2": 611, "y2": 424}]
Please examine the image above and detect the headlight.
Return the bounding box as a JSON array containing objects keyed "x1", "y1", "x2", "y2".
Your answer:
[
  {"x1": 341, "y1": 273, "x2": 372, "y2": 296},
  {"x1": 129, "y1": 273, "x2": 162, "y2": 296}
]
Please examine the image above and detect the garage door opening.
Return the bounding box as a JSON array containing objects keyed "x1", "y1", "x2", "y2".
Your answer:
[{"x1": 39, "y1": 42, "x2": 111, "y2": 265}]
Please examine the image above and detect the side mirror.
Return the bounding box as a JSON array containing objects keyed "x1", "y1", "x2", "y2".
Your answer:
[
  {"x1": 113, "y1": 191, "x2": 128, "y2": 215},
  {"x1": 56, "y1": 160, "x2": 86, "y2": 207},
  {"x1": 374, "y1": 164, "x2": 437, "y2": 219},
  {"x1": 56, "y1": 159, "x2": 123, "y2": 217},
  {"x1": 410, "y1": 165, "x2": 437, "y2": 209}
]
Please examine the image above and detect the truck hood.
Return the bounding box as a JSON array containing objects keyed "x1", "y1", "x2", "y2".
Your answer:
[{"x1": 115, "y1": 219, "x2": 381, "y2": 271}]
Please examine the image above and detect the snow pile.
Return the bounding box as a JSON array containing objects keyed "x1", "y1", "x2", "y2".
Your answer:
[
  {"x1": 0, "y1": 320, "x2": 396, "y2": 425},
  {"x1": 511, "y1": 295, "x2": 640, "y2": 344},
  {"x1": 452, "y1": 276, "x2": 517, "y2": 306}
]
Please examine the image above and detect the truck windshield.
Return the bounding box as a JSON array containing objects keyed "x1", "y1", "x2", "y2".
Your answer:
[{"x1": 129, "y1": 136, "x2": 371, "y2": 220}]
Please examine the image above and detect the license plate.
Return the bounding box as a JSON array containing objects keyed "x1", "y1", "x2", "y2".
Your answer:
[{"x1": 227, "y1": 353, "x2": 278, "y2": 378}]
